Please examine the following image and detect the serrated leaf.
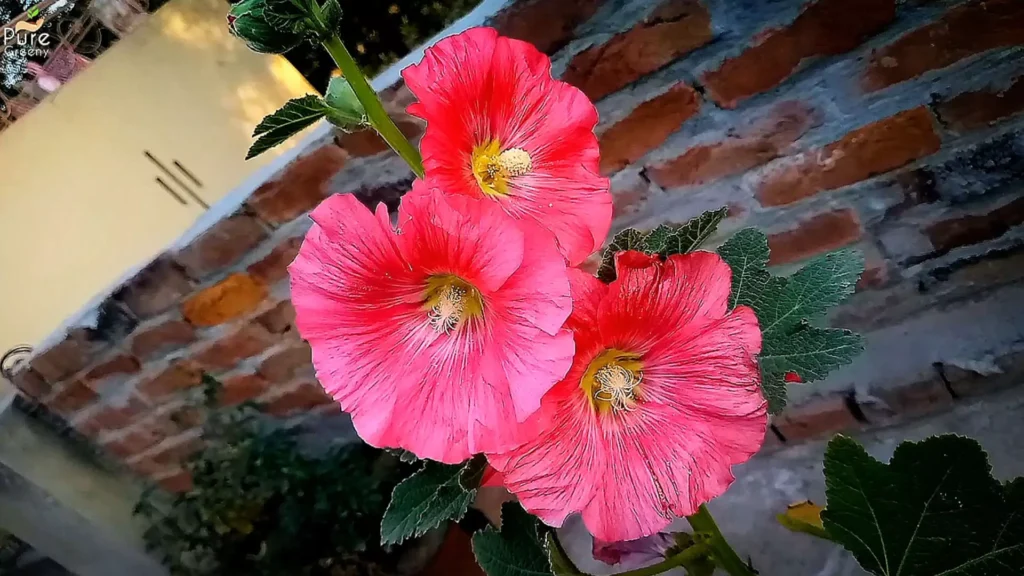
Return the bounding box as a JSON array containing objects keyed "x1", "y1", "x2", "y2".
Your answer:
[
  {"x1": 596, "y1": 228, "x2": 646, "y2": 282},
  {"x1": 759, "y1": 325, "x2": 864, "y2": 383},
  {"x1": 759, "y1": 369, "x2": 789, "y2": 414},
  {"x1": 717, "y1": 228, "x2": 771, "y2": 310},
  {"x1": 644, "y1": 207, "x2": 727, "y2": 257},
  {"x1": 822, "y1": 434, "x2": 1024, "y2": 576},
  {"x1": 757, "y1": 249, "x2": 864, "y2": 338},
  {"x1": 247, "y1": 96, "x2": 327, "y2": 159},
  {"x1": 473, "y1": 503, "x2": 552, "y2": 576},
  {"x1": 380, "y1": 461, "x2": 476, "y2": 546},
  {"x1": 324, "y1": 76, "x2": 367, "y2": 128},
  {"x1": 545, "y1": 532, "x2": 585, "y2": 576},
  {"x1": 318, "y1": 0, "x2": 341, "y2": 32},
  {"x1": 777, "y1": 501, "x2": 831, "y2": 541}
]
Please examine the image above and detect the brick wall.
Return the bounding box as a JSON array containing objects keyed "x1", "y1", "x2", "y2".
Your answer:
[{"x1": 10, "y1": 0, "x2": 1024, "y2": 490}]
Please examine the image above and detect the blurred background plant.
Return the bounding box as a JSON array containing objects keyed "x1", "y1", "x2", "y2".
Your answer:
[{"x1": 134, "y1": 377, "x2": 422, "y2": 576}]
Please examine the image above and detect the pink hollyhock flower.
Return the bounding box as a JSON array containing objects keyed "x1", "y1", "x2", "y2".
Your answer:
[
  {"x1": 289, "y1": 183, "x2": 574, "y2": 463},
  {"x1": 592, "y1": 532, "x2": 674, "y2": 566},
  {"x1": 402, "y1": 27, "x2": 612, "y2": 267},
  {"x1": 488, "y1": 251, "x2": 767, "y2": 541}
]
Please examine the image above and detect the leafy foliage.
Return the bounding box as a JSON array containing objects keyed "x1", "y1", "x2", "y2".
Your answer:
[
  {"x1": 380, "y1": 456, "x2": 486, "y2": 546},
  {"x1": 822, "y1": 434, "x2": 1024, "y2": 576},
  {"x1": 247, "y1": 91, "x2": 366, "y2": 159},
  {"x1": 597, "y1": 208, "x2": 727, "y2": 282},
  {"x1": 135, "y1": 379, "x2": 415, "y2": 576},
  {"x1": 545, "y1": 532, "x2": 584, "y2": 576},
  {"x1": 472, "y1": 503, "x2": 553, "y2": 576},
  {"x1": 717, "y1": 229, "x2": 864, "y2": 413}
]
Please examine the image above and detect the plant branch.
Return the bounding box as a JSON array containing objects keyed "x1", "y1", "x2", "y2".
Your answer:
[
  {"x1": 611, "y1": 542, "x2": 711, "y2": 576},
  {"x1": 320, "y1": 35, "x2": 425, "y2": 177},
  {"x1": 687, "y1": 505, "x2": 755, "y2": 576}
]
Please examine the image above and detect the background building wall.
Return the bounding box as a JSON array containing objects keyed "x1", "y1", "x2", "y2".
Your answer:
[{"x1": 7, "y1": 0, "x2": 1024, "y2": 491}]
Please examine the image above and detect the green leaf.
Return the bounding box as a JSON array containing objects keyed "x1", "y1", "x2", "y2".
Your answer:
[
  {"x1": 822, "y1": 434, "x2": 1024, "y2": 576},
  {"x1": 380, "y1": 460, "x2": 477, "y2": 546},
  {"x1": 717, "y1": 230, "x2": 864, "y2": 413},
  {"x1": 596, "y1": 228, "x2": 647, "y2": 282},
  {"x1": 324, "y1": 76, "x2": 368, "y2": 128},
  {"x1": 227, "y1": 0, "x2": 305, "y2": 54},
  {"x1": 318, "y1": 0, "x2": 341, "y2": 33},
  {"x1": 597, "y1": 208, "x2": 727, "y2": 282},
  {"x1": 247, "y1": 96, "x2": 328, "y2": 159},
  {"x1": 545, "y1": 532, "x2": 585, "y2": 576},
  {"x1": 472, "y1": 503, "x2": 552, "y2": 576}
]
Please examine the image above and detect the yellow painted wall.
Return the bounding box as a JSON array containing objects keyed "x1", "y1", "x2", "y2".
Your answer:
[{"x1": 0, "y1": 0, "x2": 316, "y2": 355}]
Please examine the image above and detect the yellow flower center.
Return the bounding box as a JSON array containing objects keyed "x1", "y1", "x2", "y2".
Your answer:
[
  {"x1": 422, "y1": 275, "x2": 483, "y2": 334},
  {"x1": 471, "y1": 140, "x2": 533, "y2": 197},
  {"x1": 580, "y1": 349, "x2": 644, "y2": 413}
]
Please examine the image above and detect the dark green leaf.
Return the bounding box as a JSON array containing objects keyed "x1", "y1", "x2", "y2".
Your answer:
[
  {"x1": 387, "y1": 449, "x2": 419, "y2": 464},
  {"x1": 545, "y1": 532, "x2": 585, "y2": 576},
  {"x1": 227, "y1": 0, "x2": 305, "y2": 54},
  {"x1": 472, "y1": 503, "x2": 552, "y2": 576},
  {"x1": 596, "y1": 228, "x2": 646, "y2": 282},
  {"x1": 247, "y1": 96, "x2": 328, "y2": 159},
  {"x1": 822, "y1": 434, "x2": 1024, "y2": 576},
  {"x1": 760, "y1": 325, "x2": 863, "y2": 383},
  {"x1": 318, "y1": 0, "x2": 341, "y2": 33},
  {"x1": 644, "y1": 207, "x2": 728, "y2": 257},
  {"x1": 757, "y1": 249, "x2": 864, "y2": 339},
  {"x1": 717, "y1": 228, "x2": 771, "y2": 310},
  {"x1": 380, "y1": 461, "x2": 476, "y2": 546}
]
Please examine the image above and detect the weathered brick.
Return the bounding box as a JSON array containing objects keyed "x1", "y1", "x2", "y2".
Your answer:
[
  {"x1": 149, "y1": 433, "x2": 204, "y2": 466},
  {"x1": 246, "y1": 145, "x2": 347, "y2": 225},
  {"x1": 126, "y1": 457, "x2": 178, "y2": 479},
  {"x1": 80, "y1": 354, "x2": 141, "y2": 391},
  {"x1": 945, "y1": 350, "x2": 1024, "y2": 397},
  {"x1": 102, "y1": 422, "x2": 170, "y2": 459},
  {"x1": 128, "y1": 319, "x2": 196, "y2": 361},
  {"x1": 46, "y1": 381, "x2": 99, "y2": 416},
  {"x1": 30, "y1": 329, "x2": 108, "y2": 384},
  {"x1": 76, "y1": 398, "x2": 147, "y2": 437},
  {"x1": 648, "y1": 101, "x2": 819, "y2": 188},
  {"x1": 610, "y1": 174, "x2": 652, "y2": 218},
  {"x1": 926, "y1": 196, "x2": 1024, "y2": 254},
  {"x1": 247, "y1": 236, "x2": 303, "y2": 284},
  {"x1": 768, "y1": 209, "x2": 862, "y2": 266},
  {"x1": 758, "y1": 107, "x2": 941, "y2": 206},
  {"x1": 882, "y1": 378, "x2": 953, "y2": 417},
  {"x1": 182, "y1": 273, "x2": 269, "y2": 327},
  {"x1": 489, "y1": 0, "x2": 604, "y2": 54},
  {"x1": 10, "y1": 369, "x2": 50, "y2": 399},
  {"x1": 220, "y1": 373, "x2": 272, "y2": 406},
  {"x1": 864, "y1": 0, "x2": 1024, "y2": 92},
  {"x1": 265, "y1": 382, "x2": 333, "y2": 417},
  {"x1": 116, "y1": 259, "x2": 194, "y2": 319},
  {"x1": 562, "y1": 0, "x2": 712, "y2": 101},
  {"x1": 915, "y1": 131, "x2": 1024, "y2": 204},
  {"x1": 335, "y1": 119, "x2": 422, "y2": 158},
  {"x1": 193, "y1": 323, "x2": 275, "y2": 372},
  {"x1": 137, "y1": 361, "x2": 204, "y2": 401},
  {"x1": 774, "y1": 395, "x2": 859, "y2": 441},
  {"x1": 936, "y1": 76, "x2": 1024, "y2": 132},
  {"x1": 174, "y1": 214, "x2": 268, "y2": 279},
  {"x1": 703, "y1": 0, "x2": 895, "y2": 107},
  {"x1": 156, "y1": 470, "x2": 194, "y2": 493},
  {"x1": 258, "y1": 343, "x2": 314, "y2": 383},
  {"x1": 599, "y1": 84, "x2": 700, "y2": 175},
  {"x1": 255, "y1": 300, "x2": 298, "y2": 336}
]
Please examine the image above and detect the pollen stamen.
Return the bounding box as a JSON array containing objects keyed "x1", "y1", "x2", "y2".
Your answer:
[
  {"x1": 593, "y1": 364, "x2": 642, "y2": 412},
  {"x1": 427, "y1": 285, "x2": 466, "y2": 333},
  {"x1": 496, "y1": 148, "x2": 532, "y2": 177}
]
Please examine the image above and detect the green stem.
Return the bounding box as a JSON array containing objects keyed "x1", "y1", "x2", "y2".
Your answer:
[
  {"x1": 321, "y1": 35, "x2": 425, "y2": 177},
  {"x1": 687, "y1": 505, "x2": 755, "y2": 576},
  {"x1": 612, "y1": 542, "x2": 710, "y2": 576}
]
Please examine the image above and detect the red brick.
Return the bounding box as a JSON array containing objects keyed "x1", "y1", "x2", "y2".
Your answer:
[
  {"x1": 181, "y1": 273, "x2": 269, "y2": 327},
  {"x1": 864, "y1": 0, "x2": 1024, "y2": 92},
  {"x1": 774, "y1": 395, "x2": 858, "y2": 441},
  {"x1": 149, "y1": 434, "x2": 204, "y2": 466},
  {"x1": 599, "y1": 84, "x2": 701, "y2": 175},
  {"x1": 128, "y1": 320, "x2": 196, "y2": 360},
  {"x1": 80, "y1": 354, "x2": 141, "y2": 391},
  {"x1": 255, "y1": 300, "x2": 298, "y2": 335},
  {"x1": 926, "y1": 196, "x2": 1024, "y2": 254},
  {"x1": 116, "y1": 259, "x2": 194, "y2": 319},
  {"x1": 881, "y1": 378, "x2": 953, "y2": 417},
  {"x1": 76, "y1": 398, "x2": 147, "y2": 437},
  {"x1": 137, "y1": 361, "x2": 204, "y2": 401},
  {"x1": 193, "y1": 323, "x2": 275, "y2": 372},
  {"x1": 169, "y1": 405, "x2": 206, "y2": 429},
  {"x1": 648, "y1": 101, "x2": 819, "y2": 188},
  {"x1": 246, "y1": 145, "x2": 347, "y2": 225},
  {"x1": 219, "y1": 373, "x2": 272, "y2": 406},
  {"x1": 335, "y1": 118, "x2": 422, "y2": 158},
  {"x1": 247, "y1": 236, "x2": 302, "y2": 284},
  {"x1": 29, "y1": 329, "x2": 108, "y2": 384},
  {"x1": 264, "y1": 382, "x2": 333, "y2": 417},
  {"x1": 10, "y1": 369, "x2": 50, "y2": 399},
  {"x1": 768, "y1": 209, "x2": 862, "y2": 266},
  {"x1": 258, "y1": 343, "x2": 314, "y2": 383},
  {"x1": 703, "y1": 0, "x2": 895, "y2": 107},
  {"x1": 490, "y1": 0, "x2": 604, "y2": 54},
  {"x1": 610, "y1": 178, "x2": 651, "y2": 218},
  {"x1": 102, "y1": 424, "x2": 169, "y2": 458},
  {"x1": 563, "y1": 0, "x2": 712, "y2": 101},
  {"x1": 126, "y1": 457, "x2": 177, "y2": 479},
  {"x1": 935, "y1": 75, "x2": 1024, "y2": 132},
  {"x1": 174, "y1": 215, "x2": 268, "y2": 279},
  {"x1": 46, "y1": 381, "x2": 99, "y2": 416},
  {"x1": 758, "y1": 107, "x2": 941, "y2": 206},
  {"x1": 157, "y1": 470, "x2": 194, "y2": 493}
]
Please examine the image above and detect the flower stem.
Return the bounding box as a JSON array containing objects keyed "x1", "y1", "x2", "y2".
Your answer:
[
  {"x1": 686, "y1": 505, "x2": 756, "y2": 576},
  {"x1": 320, "y1": 35, "x2": 425, "y2": 178},
  {"x1": 611, "y1": 542, "x2": 711, "y2": 576}
]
